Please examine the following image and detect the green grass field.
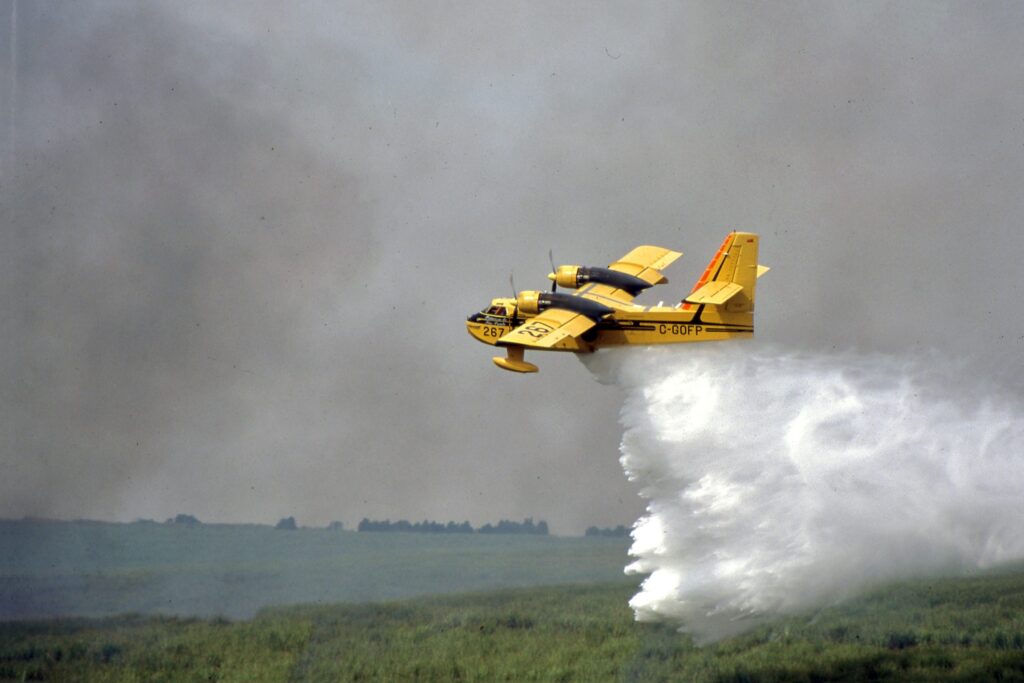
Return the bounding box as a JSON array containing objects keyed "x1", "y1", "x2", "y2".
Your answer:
[{"x1": 5, "y1": 569, "x2": 1024, "y2": 682}]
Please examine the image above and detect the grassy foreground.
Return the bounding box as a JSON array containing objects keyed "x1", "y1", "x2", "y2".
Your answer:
[{"x1": 5, "y1": 571, "x2": 1024, "y2": 682}]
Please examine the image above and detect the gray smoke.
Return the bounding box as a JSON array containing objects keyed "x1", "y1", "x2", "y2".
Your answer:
[{"x1": 2, "y1": 2, "x2": 1024, "y2": 532}]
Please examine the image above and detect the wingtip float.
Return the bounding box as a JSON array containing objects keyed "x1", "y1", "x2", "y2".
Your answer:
[{"x1": 466, "y1": 232, "x2": 769, "y2": 373}]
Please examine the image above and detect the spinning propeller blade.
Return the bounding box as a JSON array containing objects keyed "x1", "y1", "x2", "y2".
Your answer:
[
  {"x1": 509, "y1": 272, "x2": 519, "y2": 327},
  {"x1": 548, "y1": 249, "x2": 557, "y2": 292}
]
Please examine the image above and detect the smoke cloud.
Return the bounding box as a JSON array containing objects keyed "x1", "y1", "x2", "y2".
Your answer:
[
  {"x1": 3, "y1": 2, "x2": 1024, "y2": 534},
  {"x1": 585, "y1": 344, "x2": 1024, "y2": 642}
]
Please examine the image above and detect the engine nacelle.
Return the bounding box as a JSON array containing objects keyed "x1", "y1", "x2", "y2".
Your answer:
[
  {"x1": 516, "y1": 290, "x2": 614, "y2": 321},
  {"x1": 551, "y1": 265, "x2": 583, "y2": 289},
  {"x1": 547, "y1": 265, "x2": 654, "y2": 295},
  {"x1": 516, "y1": 290, "x2": 542, "y2": 316}
]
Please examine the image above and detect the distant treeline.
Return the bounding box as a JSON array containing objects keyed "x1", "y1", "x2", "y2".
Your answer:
[
  {"x1": 357, "y1": 519, "x2": 473, "y2": 534},
  {"x1": 357, "y1": 517, "x2": 549, "y2": 535},
  {"x1": 160, "y1": 514, "x2": 344, "y2": 531},
  {"x1": 30, "y1": 515, "x2": 628, "y2": 538},
  {"x1": 478, "y1": 518, "x2": 548, "y2": 535},
  {"x1": 2, "y1": 517, "x2": 634, "y2": 538},
  {"x1": 165, "y1": 514, "x2": 201, "y2": 526}
]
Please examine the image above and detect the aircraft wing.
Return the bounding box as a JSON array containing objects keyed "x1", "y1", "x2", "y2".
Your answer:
[
  {"x1": 498, "y1": 308, "x2": 596, "y2": 349},
  {"x1": 609, "y1": 245, "x2": 683, "y2": 285},
  {"x1": 575, "y1": 245, "x2": 683, "y2": 308},
  {"x1": 574, "y1": 283, "x2": 637, "y2": 309}
]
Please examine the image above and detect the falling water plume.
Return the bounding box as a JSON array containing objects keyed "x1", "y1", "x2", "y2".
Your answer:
[{"x1": 584, "y1": 344, "x2": 1024, "y2": 642}]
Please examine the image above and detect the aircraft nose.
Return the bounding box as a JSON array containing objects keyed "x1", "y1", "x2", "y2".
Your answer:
[{"x1": 466, "y1": 317, "x2": 487, "y2": 341}]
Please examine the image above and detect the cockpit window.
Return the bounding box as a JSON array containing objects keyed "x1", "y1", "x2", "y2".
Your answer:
[{"x1": 485, "y1": 306, "x2": 508, "y2": 316}]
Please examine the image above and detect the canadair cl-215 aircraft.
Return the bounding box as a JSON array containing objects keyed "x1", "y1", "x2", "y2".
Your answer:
[{"x1": 466, "y1": 232, "x2": 768, "y2": 373}]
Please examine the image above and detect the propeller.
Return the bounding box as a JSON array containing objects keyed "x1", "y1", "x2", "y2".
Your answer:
[
  {"x1": 548, "y1": 249, "x2": 557, "y2": 292},
  {"x1": 509, "y1": 272, "x2": 519, "y2": 328}
]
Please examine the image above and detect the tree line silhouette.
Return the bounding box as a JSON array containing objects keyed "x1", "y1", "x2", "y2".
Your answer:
[
  {"x1": 158, "y1": 513, "x2": 625, "y2": 537},
  {"x1": 357, "y1": 517, "x2": 548, "y2": 535}
]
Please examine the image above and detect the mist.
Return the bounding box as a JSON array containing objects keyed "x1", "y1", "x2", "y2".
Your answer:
[{"x1": 586, "y1": 344, "x2": 1024, "y2": 641}]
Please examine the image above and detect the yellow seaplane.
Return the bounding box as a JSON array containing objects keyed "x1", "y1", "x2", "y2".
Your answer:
[{"x1": 466, "y1": 232, "x2": 768, "y2": 373}]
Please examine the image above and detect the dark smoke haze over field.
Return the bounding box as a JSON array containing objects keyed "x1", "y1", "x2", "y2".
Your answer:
[{"x1": 3, "y1": 2, "x2": 1024, "y2": 533}]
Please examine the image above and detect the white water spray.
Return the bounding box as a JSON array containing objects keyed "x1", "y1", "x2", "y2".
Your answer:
[{"x1": 584, "y1": 344, "x2": 1024, "y2": 642}]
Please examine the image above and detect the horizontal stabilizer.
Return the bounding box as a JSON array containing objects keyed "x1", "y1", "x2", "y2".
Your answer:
[
  {"x1": 684, "y1": 280, "x2": 743, "y2": 305},
  {"x1": 757, "y1": 264, "x2": 770, "y2": 279}
]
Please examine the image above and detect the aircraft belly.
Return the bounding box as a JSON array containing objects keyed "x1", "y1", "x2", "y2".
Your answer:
[
  {"x1": 594, "y1": 312, "x2": 753, "y2": 347},
  {"x1": 593, "y1": 328, "x2": 745, "y2": 347},
  {"x1": 551, "y1": 336, "x2": 589, "y2": 351}
]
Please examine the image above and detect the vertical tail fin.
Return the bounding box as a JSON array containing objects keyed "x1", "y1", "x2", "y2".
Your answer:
[{"x1": 681, "y1": 232, "x2": 767, "y2": 313}]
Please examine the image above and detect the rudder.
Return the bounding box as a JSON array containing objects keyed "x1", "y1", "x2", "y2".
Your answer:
[{"x1": 682, "y1": 232, "x2": 766, "y2": 313}]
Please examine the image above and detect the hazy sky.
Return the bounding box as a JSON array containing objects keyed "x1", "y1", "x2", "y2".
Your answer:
[{"x1": 3, "y1": 1, "x2": 1024, "y2": 534}]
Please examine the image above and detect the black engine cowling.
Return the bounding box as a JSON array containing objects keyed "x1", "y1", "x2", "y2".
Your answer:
[
  {"x1": 516, "y1": 290, "x2": 614, "y2": 320},
  {"x1": 551, "y1": 265, "x2": 652, "y2": 295}
]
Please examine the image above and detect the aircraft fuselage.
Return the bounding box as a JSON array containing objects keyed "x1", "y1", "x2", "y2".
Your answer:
[{"x1": 466, "y1": 303, "x2": 752, "y2": 352}]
